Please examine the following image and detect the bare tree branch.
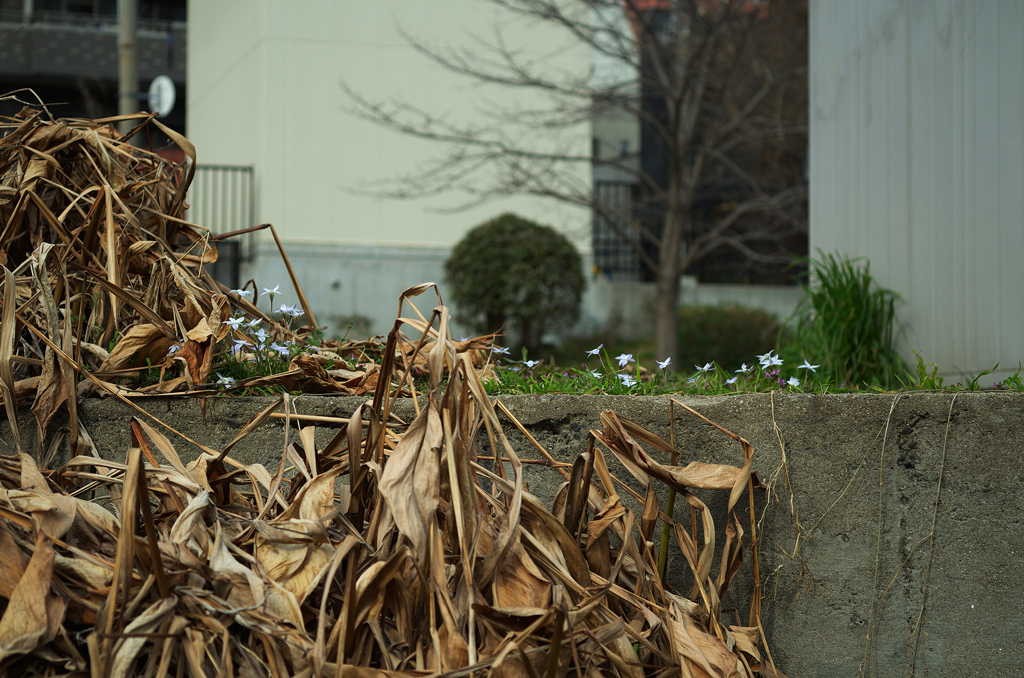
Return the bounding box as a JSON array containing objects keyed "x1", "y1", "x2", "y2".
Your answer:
[{"x1": 343, "y1": 0, "x2": 808, "y2": 363}]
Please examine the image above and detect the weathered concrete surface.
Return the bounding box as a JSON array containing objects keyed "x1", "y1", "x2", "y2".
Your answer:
[{"x1": 2, "y1": 392, "x2": 1020, "y2": 677}]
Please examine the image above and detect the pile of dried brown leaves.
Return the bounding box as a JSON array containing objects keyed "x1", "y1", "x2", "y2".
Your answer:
[
  {"x1": 0, "y1": 109, "x2": 782, "y2": 677},
  {"x1": 0, "y1": 107, "x2": 500, "y2": 462}
]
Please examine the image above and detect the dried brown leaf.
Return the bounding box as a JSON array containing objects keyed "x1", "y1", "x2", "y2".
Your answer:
[
  {"x1": 0, "y1": 267, "x2": 23, "y2": 453},
  {"x1": 107, "y1": 595, "x2": 177, "y2": 678},
  {"x1": 0, "y1": 534, "x2": 63, "y2": 663},
  {"x1": 666, "y1": 600, "x2": 745, "y2": 678},
  {"x1": 99, "y1": 323, "x2": 173, "y2": 372},
  {"x1": 379, "y1": 399, "x2": 441, "y2": 559}
]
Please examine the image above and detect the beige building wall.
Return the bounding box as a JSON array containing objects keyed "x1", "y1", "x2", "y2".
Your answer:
[
  {"x1": 187, "y1": 1, "x2": 591, "y2": 334},
  {"x1": 810, "y1": 0, "x2": 1024, "y2": 380}
]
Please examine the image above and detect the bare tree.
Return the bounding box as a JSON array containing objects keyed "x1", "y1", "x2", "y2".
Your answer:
[{"x1": 344, "y1": 0, "x2": 808, "y2": 365}]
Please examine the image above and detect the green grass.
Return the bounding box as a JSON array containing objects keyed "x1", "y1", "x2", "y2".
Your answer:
[
  {"x1": 483, "y1": 349, "x2": 1024, "y2": 396},
  {"x1": 779, "y1": 251, "x2": 907, "y2": 388}
]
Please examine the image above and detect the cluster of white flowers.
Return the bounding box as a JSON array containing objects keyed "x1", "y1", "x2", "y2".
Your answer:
[
  {"x1": 483, "y1": 337, "x2": 824, "y2": 395},
  {"x1": 207, "y1": 284, "x2": 318, "y2": 388}
]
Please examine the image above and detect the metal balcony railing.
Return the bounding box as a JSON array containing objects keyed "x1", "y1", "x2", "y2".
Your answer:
[
  {"x1": 188, "y1": 165, "x2": 255, "y2": 290},
  {"x1": 0, "y1": 8, "x2": 184, "y2": 33}
]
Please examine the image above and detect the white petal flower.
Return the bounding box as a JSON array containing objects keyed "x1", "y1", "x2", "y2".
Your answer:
[
  {"x1": 617, "y1": 374, "x2": 637, "y2": 387},
  {"x1": 656, "y1": 357, "x2": 672, "y2": 369},
  {"x1": 588, "y1": 369, "x2": 602, "y2": 378},
  {"x1": 736, "y1": 363, "x2": 750, "y2": 373},
  {"x1": 225, "y1": 316, "x2": 245, "y2": 330},
  {"x1": 260, "y1": 284, "x2": 281, "y2": 299},
  {"x1": 215, "y1": 373, "x2": 236, "y2": 386},
  {"x1": 768, "y1": 355, "x2": 784, "y2": 367},
  {"x1": 696, "y1": 362, "x2": 713, "y2": 372},
  {"x1": 524, "y1": 360, "x2": 541, "y2": 368},
  {"x1": 788, "y1": 376, "x2": 800, "y2": 387},
  {"x1": 726, "y1": 376, "x2": 738, "y2": 384},
  {"x1": 800, "y1": 360, "x2": 820, "y2": 371},
  {"x1": 491, "y1": 346, "x2": 510, "y2": 355},
  {"x1": 585, "y1": 344, "x2": 604, "y2": 357},
  {"x1": 615, "y1": 353, "x2": 634, "y2": 367}
]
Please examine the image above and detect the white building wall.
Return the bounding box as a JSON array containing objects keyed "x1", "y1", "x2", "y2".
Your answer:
[
  {"x1": 810, "y1": 0, "x2": 1024, "y2": 379},
  {"x1": 187, "y1": 0, "x2": 591, "y2": 335}
]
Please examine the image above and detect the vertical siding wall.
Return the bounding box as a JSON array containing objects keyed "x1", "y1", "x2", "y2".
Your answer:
[{"x1": 810, "y1": 0, "x2": 1024, "y2": 378}]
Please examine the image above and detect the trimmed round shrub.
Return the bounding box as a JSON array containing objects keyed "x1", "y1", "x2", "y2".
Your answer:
[{"x1": 445, "y1": 213, "x2": 585, "y2": 353}]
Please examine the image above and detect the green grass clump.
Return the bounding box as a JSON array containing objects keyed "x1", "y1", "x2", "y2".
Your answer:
[{"x1": 780, "y1": 251, "x2": 907, "y2": 388}]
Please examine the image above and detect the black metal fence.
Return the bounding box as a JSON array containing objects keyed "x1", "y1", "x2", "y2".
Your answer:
[{"x1": 592, "y1": 180, "x2": 646, "y2": 281}]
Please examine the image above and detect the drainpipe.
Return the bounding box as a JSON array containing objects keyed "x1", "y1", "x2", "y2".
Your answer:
[{"x1": 117, "y1": 0, "x2": 137, "y2": 140}]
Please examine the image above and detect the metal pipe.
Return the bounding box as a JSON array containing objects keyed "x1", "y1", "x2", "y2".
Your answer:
[{"x1": 117, "y1": 0, "x2": 138, "y2": 139}]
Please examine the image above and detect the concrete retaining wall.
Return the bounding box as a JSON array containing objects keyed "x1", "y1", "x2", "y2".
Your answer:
[{"x1": 2, "y1": 392, "x2": 1019, "y2": 676}]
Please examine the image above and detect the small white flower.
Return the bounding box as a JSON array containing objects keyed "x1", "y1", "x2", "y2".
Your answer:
[
  {"x1": 270, "y1": 342, "x2": 289, "y2": 355},
  {"x1": 492, "y1": 345, "x2": 510, "y2": 355},
  {"x1": 246, "y1": 318, "x2": 262, "y2": 329},
  {"x1": 524, "y1": 359, "x2": 541, "y2": 368},
  {"x1": 618, "y1": 374, "x2": 637, "y2": 387},
  {"x1": 695, "y1": 362, "x2": 713, "y2": 373},
  {"x1": 656, "y1": 357, "x2": 672, "y2": 369},
  {"x1": 788, "y1": 376, "x2": 800, "y2": 387},
  {"x1": 756, "y1": 351, "x2": 774, "y2": 366},
  {"x1": 588, "y1": 369, "x2": 602, "y2": 378},
  {"x1": 615, "y1": 353, "x2": 634, "y2": 367},
  {"x1": 726, "y1": 376, "x2": 738, "y2": 385},
  {"x1": 167, "y1": 343, "x2": 181, "y2": 356},
  {"x1": 288, "y1": 305, "x2": 305, "y2": 318},
  {"x1": 252, "y1": 328, "x2": 269, "y2": 345},
  {"x1": 800, "y1": 360, "x2": 819, "y2": 372},
  {"x1": 585, "y1": 344, "x2": 604, "y2": 357},
  {"x1": 230, "y1": 288, "x2": 253, "y2": 299},
  {"x1": 768, "y1": 354, "x2": 784, "y2": 368},
  {"x1": 231, "y1": 338, "x2": 251, "y2": 356},
  {"x1": 687, "y1": 377, "x2": 696, "y2": 384},
  {"x1": 215, "y1": 373, "x2": 236, "y2": 386},
  {"x1": 225, "y1": 316, "x2": 245, "y2": 330},
  {"x1": 508, "y1": 366, "x2": 521, "y2": 372},
  {"x1": 260, "y1": 284, "x2": 281, "y2": 299}
]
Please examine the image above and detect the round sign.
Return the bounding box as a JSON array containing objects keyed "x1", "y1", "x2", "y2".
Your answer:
[{"x1": 148, "y1": 75, "x2": 176, "y2": 118}]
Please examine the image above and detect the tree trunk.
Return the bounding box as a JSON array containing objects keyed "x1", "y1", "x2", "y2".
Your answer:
[
  {"x1": 654, "y1": 263, "x2": 680, "y2": 368},
  {"x1": 654, "y1": 201, "x2": 686, "y2": 368}
]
